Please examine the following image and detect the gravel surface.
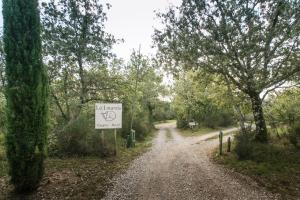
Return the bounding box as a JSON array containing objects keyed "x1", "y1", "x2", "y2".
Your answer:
[{"x1": 103, "y1": 122, "x2": 280, "y2": 200}]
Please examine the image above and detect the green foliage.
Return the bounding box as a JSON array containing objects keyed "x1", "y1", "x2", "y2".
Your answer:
[
  {"x1": 176, "y1": 114, "x2": 188, "y2": 129},
  {"x1": 265, "y1": 88, "x2": 300, "y2": 127},
  {"x1": 40, "y1": 0, "x2": 163, "y2": 155},
  {"x1": 52, "y1": 112, "x2": 109, "y2": 156},
  {"x1": 47, "y1": 53, "x2": 165, "y2": 155},
  {"x1": 0, "y1": 94, "x2": 6, "y2": 134},
  {"x1": 0, "y1": 133, "x2": 7, "y2": 178},
  {"x1": 41, "y1": 0, "x2": 163, "y2": 146},
  {"x1": 265, "y1": 88, "x2": 300, "y2": 146},
  {"x1": 235, "y1": 130, "x2": 255, "y2": 160},
  {"x1": 0, "y1": 36, "x2": 5, "y2": 92},
  {"x1": 41, "y1": 0, "x2": 116, "y2": 121},
  {"x1": 152, "y1": 101, "x2": 175, "y2": 122},
  {"x1": 215, "y1": 143, "x2": 300, "y2": 198},
  {"x1": 49, "y1": 107, "x2": 120, "y2": 157},
  {"x1": 172, "y1": 71, "x2": 234, "y2": 129},
  {"x1": 288, "y1": 124, "x2": 300, "y2": 148},
  {"x1": 132, "y1": 113, "x2": 152, "y2": 141},
  {"x1": 119, "y1": 52, "x2": 164, "y2": 140},
  {"x1": 0, "y1": 35, "x2": 6, "y2": 136},
  {"x1": 3, "y1": 0, "x2": 48, "y2": 192},
  {"x1": 154, "y1": 0, "x2": 300, "y2": 142}
]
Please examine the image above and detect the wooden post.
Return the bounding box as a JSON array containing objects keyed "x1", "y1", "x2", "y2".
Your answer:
[
  {"x1": 114, "y1": 129, "x2": 117, "y2": 156},
  {"x1": 219, "y1": 131, "x2": 223, "y2": 155},
  {"x1": 227, "y1": 137, "x2": 231, "y2": 152},
  {"x1": 101, "y1": 130, "x2": 105, "y2": 156}
]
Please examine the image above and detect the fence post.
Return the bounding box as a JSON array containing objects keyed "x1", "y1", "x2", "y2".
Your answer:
[
  {"x1": 101, "y1": 130, "x2": 105, "y2": 157},
  {"x1": 132, "y1": 130, "x2": 136, "y2": 147},
  {"x1": 219, "y1": 131, "x2": 223, "y2": 155},
  {"x1": 227, "y1": 137, "x2": 231, "y2": 152},
  {"x1": 126, "y1": 135, "x2": 131, "y2": 148},
  {"x1": 114, "y1": 129, "x2": 117, "y2": 156}
]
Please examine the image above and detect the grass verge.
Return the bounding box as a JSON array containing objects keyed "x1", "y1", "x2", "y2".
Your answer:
[
  {"x1": 0, "y1": 132, "x2": 154, "y2": 199},
  {"x1": 213, "y1": 140, "x2": 300, "y2": 199},
  {"x1": 179, "y1": 126, "x2": 233, "y2": 137},
  {"x1": 153, "y1": 119, "x2": 176, "y2": 125},
  {"x1": 179, "y1": 127, "x2": 217, "y2": 137}
]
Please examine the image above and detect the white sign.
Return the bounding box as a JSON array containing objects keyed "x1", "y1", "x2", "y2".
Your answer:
[
  {"x1": 188, "y1": 121, "x2": 198, "y2": 129},
  {"x1": 95, "y1": 103, "x2": 122, "y2": 129}
]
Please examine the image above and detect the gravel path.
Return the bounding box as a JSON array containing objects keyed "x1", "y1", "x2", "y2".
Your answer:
[{"x1": 103, "y1": 123, "x2": 279, "y2": 200}]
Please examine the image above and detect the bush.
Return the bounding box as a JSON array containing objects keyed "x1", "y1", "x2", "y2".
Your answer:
[
  {"x1": 134, "y1": 120, "x2": 152, "y2": 140},
  {"x1": 288, "y1": 124, "x2": 300, "y2": 148},
  {"x1": 121, "y1": 104, "x2": 153, "y2": 141},
  {"x1": 49, "y1": 111, "x2": 127, "y2": 157},
  {"x1": 56, "y1": 115, "x2": 91, "y2": 156},
  {"x1": 49, "y1": 102, "x2": 155, "y2": 156},
  {"x1": 234, "y1": 130, "x2": 255, "y2": 160},
  {"x1": 201, "y1": 110, "x2": 234, "y2": 128},
  {"x1": 50, "y1": 112, "x2": 108, "y2": 157}
]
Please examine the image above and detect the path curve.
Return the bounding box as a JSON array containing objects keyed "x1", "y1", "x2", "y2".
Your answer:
[{"x1": 103, "y1": 122, "x2": 279, "y2": 200}]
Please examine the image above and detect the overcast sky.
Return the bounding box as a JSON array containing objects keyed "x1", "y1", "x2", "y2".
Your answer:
[
  {"x1": 104, "y1": 0, "x2": 181, "y2": 61},
  {"x1": 0, "y1": 0, "x2": 181, "y2": 62}
]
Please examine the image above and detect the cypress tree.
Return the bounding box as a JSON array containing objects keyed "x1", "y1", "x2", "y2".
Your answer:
[{"x1": 3, "y1": 0, "x2": 48, "y2": 192}]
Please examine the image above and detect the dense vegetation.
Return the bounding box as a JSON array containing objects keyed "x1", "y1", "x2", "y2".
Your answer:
[
  {"x1": 0, "y1": 0, "x2": 171, "y2": 193},
  {"x1": 172, "y1": 71, "x2": 235, "y2": 128},
  {"x1": 215, "y1": 88, "x2": 300, "y2": 198},
  {"x1": 3, "y1": 0, "x2": 48, "y2": 192},
  {"x1": 0, "y1": 0, "x2": 299, "y2": 197},
  {"x1": 155, "y1": 0, "x2": 300, "y2": 197},
  {"x1": 154, "y1": 0, "x2": 300, "y2": 142}
]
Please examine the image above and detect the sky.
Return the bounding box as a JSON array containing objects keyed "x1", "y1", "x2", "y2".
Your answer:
[
  {"x1": 0, "y1": 0, "x2": 181, "y2": 62},
  {"x1": 104, "y1": 0, "x2": 181, "y2": 62}
]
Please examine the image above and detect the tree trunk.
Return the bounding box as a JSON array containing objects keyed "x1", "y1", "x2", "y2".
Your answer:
[{"x1": 249, "y1": 92, "x2": 268, "y2": 143}]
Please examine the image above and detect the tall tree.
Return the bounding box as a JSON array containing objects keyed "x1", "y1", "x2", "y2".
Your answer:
[
  {"x1": 3, "y1": 0, "x2": 48, "y2": 192},
  {"x1": 154, "y1": 0, "x2": 300, "y2": 142},
  {"x1": 0, "y1": 36, "x2": 6, "y2": 135},
  {"x1": 42, "y1": 0, "x2": 115, "y2": 120},
  {"x1": 0, "y1": 36, "x2": 5, "y2": 91}
]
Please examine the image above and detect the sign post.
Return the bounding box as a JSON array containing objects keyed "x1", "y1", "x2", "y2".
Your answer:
[
  {"x1": 95, "y1": 103, "x2": 122, "y2": 156},
  {"x1": 101, "y1": 130, "x2": 105, "y2": 156},
  {"x1": 114, "y1": 129, "x2": 117, "y2": 156}
]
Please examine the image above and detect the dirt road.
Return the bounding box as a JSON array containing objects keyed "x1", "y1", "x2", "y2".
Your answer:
[{"x1": 103, "y1": 122, "x2": 278, "y2": 200}]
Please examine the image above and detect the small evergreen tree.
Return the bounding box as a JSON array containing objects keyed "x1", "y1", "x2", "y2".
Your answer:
[{"x1": 3, "y1": 0, "x2": 48, "y2": 192}]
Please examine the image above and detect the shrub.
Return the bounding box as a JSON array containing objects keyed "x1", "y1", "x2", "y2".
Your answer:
[
  {"x1": 120, "y1": 103, "x2": 154, "y2": 141},
  {"x1": 134, "y1": 120, "x2": 152, "y2": 140},
  {"x1": 234, "y1": 130, "x2": 255, "y2": 160},
  {"x1": 49, "y1": 111, "x2": 122, "y2": 157},
  {"x1": 288, "y1": 124, "x2": 300, "y2": 148},
  {"x1": 56, "y1": 115, "x2": 90, "y2": 156},
  {"x1": 202, "y1": 110, "x2": 234, "y2": 128},
  {"x1": 176, "y1": 114, "x2": 188, "y2": 129}
]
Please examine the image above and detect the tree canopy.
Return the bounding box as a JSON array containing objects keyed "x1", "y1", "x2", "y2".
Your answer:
[{"x1": 154, "y1": 0, "x2": 300, "y2": 142}]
